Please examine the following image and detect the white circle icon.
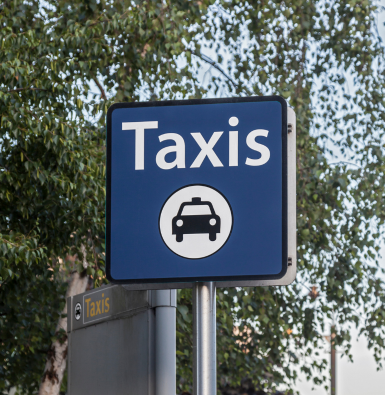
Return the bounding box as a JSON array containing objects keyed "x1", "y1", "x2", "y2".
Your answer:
[
  {"x1": 74, "y1": 302, "x2": 82, "y2": 321},
  {"x1": 159, "y1": 185, "x2": 233, "y2": 259}
]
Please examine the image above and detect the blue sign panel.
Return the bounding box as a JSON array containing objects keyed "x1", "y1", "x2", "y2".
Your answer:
[{"x1": 107, "y1": 96, "x2": 287, "y2": 283}]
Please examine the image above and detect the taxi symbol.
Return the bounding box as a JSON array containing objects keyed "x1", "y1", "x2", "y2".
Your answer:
[
  {"x1": 74, "y1": 302, "x2": 82, "y2": 321},
  {"x1": 159, "y1": 185, "x2": 233, "y2": 259},
  {"x1": 172, "y1": 197, "x2": 221, "y2": 242}
]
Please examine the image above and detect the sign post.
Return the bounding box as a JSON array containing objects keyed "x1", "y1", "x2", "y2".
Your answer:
[
  {"x1": 193, "y1": 282, "x2": 216, "y2": 395},
  {"x1": 152, "y1": 289, "x2": 177, "y2": 395},
  {"x1": 107, "y1": 96, "x2": 296, "y2": 394}
]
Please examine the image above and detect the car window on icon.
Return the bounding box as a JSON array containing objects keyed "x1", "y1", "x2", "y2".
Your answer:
[{"x1": 181, "y1": 205, "x2": 212, "y2": 216}]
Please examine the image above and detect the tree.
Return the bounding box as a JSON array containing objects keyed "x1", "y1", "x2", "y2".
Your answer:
[
  {"x1": 177, "y1": 1, "x2": 385, "y2": 393},
  {"x1": 2, "y1": 0, "x2": 385, "y2": 394},
  {"x1": 0, "y1": 0, "x2": 211, "y2": 393},
  {"x1": 0, "y1": 0, "x2": 105, "y2": 392}
]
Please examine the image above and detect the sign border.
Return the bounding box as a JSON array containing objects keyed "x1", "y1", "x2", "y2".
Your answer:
[{"x1": 106, "y1": 96, "x2": 288, "y2": 284}]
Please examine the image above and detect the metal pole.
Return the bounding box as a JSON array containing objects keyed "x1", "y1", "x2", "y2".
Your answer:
[
  {"x1": 331, "y1": 325, "x2": 336, "y2": 395},
  {"x1": 193, "y1": 282, "x2": 216, "y2": 395},
  {"x1": 152, "y1": 289, "x2": 177, "y2": 395}
]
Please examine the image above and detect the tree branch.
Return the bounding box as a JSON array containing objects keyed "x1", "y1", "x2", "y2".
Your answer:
[
  {"x1": 92, "y1": 76, "x2": 107, "y2": 100},
  {"x1": 187, "y1": 49, "x2": 251, "y2": 95},
  {"x1": 20, "y1": 148, "x2": 34, "y2": 164},
  {"x1": 7, "y1": 87, "x2": 48, "y2": 93},
  {"x1": 329, "y1": 161, "x2": 361, "y2": 168}
]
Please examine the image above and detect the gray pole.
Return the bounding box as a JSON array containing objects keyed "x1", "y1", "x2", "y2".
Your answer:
[
  {"x1": 152, "y1": 289, "x2": 177, "y2": 395},
  {"x1": 193, "y1": 282, "x2": 216, "y2": 395},
  {"x1": 331, "y1": 325, "x2": 336, "y2": 395}
]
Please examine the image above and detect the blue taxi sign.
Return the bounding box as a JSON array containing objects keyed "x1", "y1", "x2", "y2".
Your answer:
[{"x1": 106, "y1": 96, "x2": 291, "y2": 284}]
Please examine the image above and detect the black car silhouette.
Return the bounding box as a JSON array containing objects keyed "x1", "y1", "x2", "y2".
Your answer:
[
  {"x1": 75, "y1": 304, "x2": 81, "y2": 320},
  {"x1": 172, "y1": 197, "x2": 221, "y2": 242}
]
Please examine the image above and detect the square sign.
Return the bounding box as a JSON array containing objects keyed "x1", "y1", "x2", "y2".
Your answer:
[{"x1": 107, "y1": 96, "x2": 293, "y2": 284}]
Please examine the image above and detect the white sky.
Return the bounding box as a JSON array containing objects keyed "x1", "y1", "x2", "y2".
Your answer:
[{"x1": 295, "y1": 325, "x2": 385, "y2": 395}]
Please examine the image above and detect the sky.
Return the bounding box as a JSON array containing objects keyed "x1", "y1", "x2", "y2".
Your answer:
[{"x1": 295, "y1": 325, "x2": 385, "y2": 395}]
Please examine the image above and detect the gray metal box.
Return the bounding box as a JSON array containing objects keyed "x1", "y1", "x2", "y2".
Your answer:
[{"x1": 67, "y1": 285, "x2": 156, "y2": 395}]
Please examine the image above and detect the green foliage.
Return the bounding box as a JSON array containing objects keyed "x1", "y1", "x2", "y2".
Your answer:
[
  {"x1": 0, "y1": 265, "x2": 67, "y2": 394},
  {"x1": 0, "y1": 0, "x2": 211, "y2": 392},
  {"x1": 2, "y1": 0, "x2": 385, "y2": 394},
  {"x1": 1, "y1": 0, "x2": 104, "y2": 391}
]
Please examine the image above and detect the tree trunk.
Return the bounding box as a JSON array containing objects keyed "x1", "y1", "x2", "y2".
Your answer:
[{"x1": 38, "y1": 270, "x2": 88, "y2": 395}]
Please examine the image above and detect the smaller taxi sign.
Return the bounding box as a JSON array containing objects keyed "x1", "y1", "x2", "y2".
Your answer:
[{"x1": 83, "y1": 288, "x2": 111, "y2": 324}]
